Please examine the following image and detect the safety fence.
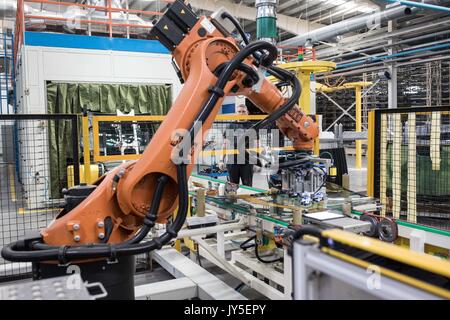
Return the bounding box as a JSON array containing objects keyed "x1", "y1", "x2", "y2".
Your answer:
[
  {"x1": 0, "y1": 114, "x2": 80, "y2": 281},
  {"x1": 367, "y1": 106, "x2": 450, "y2": 231}
]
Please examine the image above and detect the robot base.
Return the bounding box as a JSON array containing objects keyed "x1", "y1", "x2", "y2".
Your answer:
[{"x1": 32, "y1": 255, "x2": 135, "y2": 300}]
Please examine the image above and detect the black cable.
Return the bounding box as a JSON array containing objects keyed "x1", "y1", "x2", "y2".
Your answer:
[
  {"x1": 175, "y1": 40, "x2": 278, "y2": 163},
  {"x1": 235, "y1": 282, "x2": 246, "y2": 292},
  {"x1": 221, "y1": 11, "x2": 249, "y2": 45},
  {"x1": 290, "y1": 226, "x2": 322, "y2": 242},
  {"x1": 239, "y1": 235, "x2": 282, "y2": 263},
  {"x1": 220, "y1": 11, "x2": 278, "y2": 69},
  {"x1": 312, "y1": 165, "x2": 327, "y2": 195},
  {"x1": 240, "y1": 235, "x2": 256, "y2": 250},
  {"x1": 121, "y1": 174, "x2": 169, "y2": 245},
  {"x1": 251, "y1": 75, "x2": 301, "y2": 131},
  {"x1": 214, "y1": 62, "x2": 260, "y2": 85},
  {"x1": 277, "y1": 157, "x2": 310, "y2": 169},
  {"x1": 30, "y1": 174, "x2": 170, "y2": 250},
  {"x1": 254, "y1": 241, "x2": 283, "y2": 264}
]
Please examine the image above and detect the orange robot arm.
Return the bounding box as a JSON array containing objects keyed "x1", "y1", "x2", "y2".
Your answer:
[{"x1": 1, "y1": 1, "x2": 318, "y2": 263}]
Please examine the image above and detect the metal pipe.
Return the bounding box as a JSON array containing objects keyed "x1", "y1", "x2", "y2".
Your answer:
[
  {"x1": 280, "y1": 5, "x2": 416, "y2": 47},
  {"x1": 382, "y1": 0, "x2": 450, "y2": 13},
  {"x1": 337, "y1": 42, "x2": 450, "y2": 69},
  {"x1": 316, "y1": 15, "x2": 450, "y2": 59},
  {"x1": 317, "y1": 53, "x2": 450, "y2": 79},
  {"x1": 333, "y1": 38, "x2": 450, "y2": 67},
  {"x1": 328, "y1": 48, "x2": 450, "y2": 76},
  {"x1": 319, "y1": 29, "x2": 450, "y2": 61}
]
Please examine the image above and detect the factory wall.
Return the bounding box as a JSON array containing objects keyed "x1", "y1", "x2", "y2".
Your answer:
[{"x1": 18, "y1": 47, "x2": 181, "y2": 114}]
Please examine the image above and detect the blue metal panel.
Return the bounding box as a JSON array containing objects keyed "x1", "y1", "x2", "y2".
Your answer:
[
  {"x1": 24, "y1": 32, "x2": 169, "y2": 54},
  {"x1": 221, "y1": 103, "x2": 235, "y2": 114}
]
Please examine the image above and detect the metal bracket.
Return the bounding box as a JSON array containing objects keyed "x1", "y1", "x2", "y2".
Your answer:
[{"x1": 84, "y1": 281, "x2": 108, "y2": 300}]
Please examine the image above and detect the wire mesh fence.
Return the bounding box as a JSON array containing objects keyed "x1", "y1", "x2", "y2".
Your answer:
[
  {"x1": 373, "y1": 106, "x2": 450, "y2": 231},
  {"x1": 0, "y1": 114, "x2": 79, "y2": 281}
]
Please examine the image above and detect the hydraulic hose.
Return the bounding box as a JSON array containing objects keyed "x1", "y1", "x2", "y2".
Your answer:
[
  {"x1": 214, "y1": 62, "x2": 260, "y2": 85},
  {"x1": 290, "y1": 226, "x2": 322, "y2": 242},
  {"x1": 240, "y1": 235, "x2": 256, "y2": 250},
  {"x1": 250, "y1": 72, "x2": 300, "y2": 131},
  {"x1": 221, "y1": 11, "x2": 249, "y2": 45},
  {"x1": 30, "y1": 173, "x2": 170, "y2": 250},
  {"x1": 1, "y1": 164, "x2": 189, "y2": 263},
  {"x1": 220, "y1": 11, "x2": 277, "y2": 68},
  {"x1": 121, "y1": 174, "x2": 169, "y2": 245},
  {"x1": 254, "y1": 241, "x2": 283, "y2": 264},
  {"x1": 181, "y1": 40, "x2": 278, "y2": 156}
]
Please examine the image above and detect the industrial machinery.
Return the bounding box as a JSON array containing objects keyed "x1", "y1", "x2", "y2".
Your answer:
[{"x1": 1, "y1": 1, "x2": 319, "y2": 299}]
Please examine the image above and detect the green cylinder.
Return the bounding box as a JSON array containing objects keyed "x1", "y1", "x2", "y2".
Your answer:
[{"x1": 256, "y1": 17, "x2": 278, "y2": 39}]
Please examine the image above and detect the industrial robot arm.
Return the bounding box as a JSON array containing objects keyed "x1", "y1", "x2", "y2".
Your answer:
[{"x1": 2, "y1": 0, "x2": 318, "y2": 263}]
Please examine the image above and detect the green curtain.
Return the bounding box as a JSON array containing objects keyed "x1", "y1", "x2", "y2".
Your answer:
[
  {"x1": 47, "y1": 82, "x2": 172, "y2": 114},
  {"x1": 47, "y1": 82, "x2": 172, "y2": 198}
]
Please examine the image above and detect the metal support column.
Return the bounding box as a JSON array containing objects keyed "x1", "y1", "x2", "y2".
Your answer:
[
  {"x1": 388, "y1": 20, "x2": 398, "y2": 109},
  {"x1": 355, "y1": 86, "x2": 362, "y2": 169},
  {"x1": 300, "y1": 72, "x2": 312, "y2": 115},
  {"x1": 82, "y1": 115, "x2": 91, "y2": 183}
]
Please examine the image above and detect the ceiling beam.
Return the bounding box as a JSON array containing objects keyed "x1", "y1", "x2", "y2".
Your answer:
[
  {"x1": 278, "y1": 0, "x2": 305, "y2": 12},
  {"x1": 187, "y1": 0, "x2": 324, "y2": 35},
  {"x1": 313, "y1": 5, "x2": 363, "y2": 23}
]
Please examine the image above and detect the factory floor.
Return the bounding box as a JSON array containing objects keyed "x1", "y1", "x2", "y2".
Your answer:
[{"x1": 135, "y1": 251, "x2": 268, "y2": 300}]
